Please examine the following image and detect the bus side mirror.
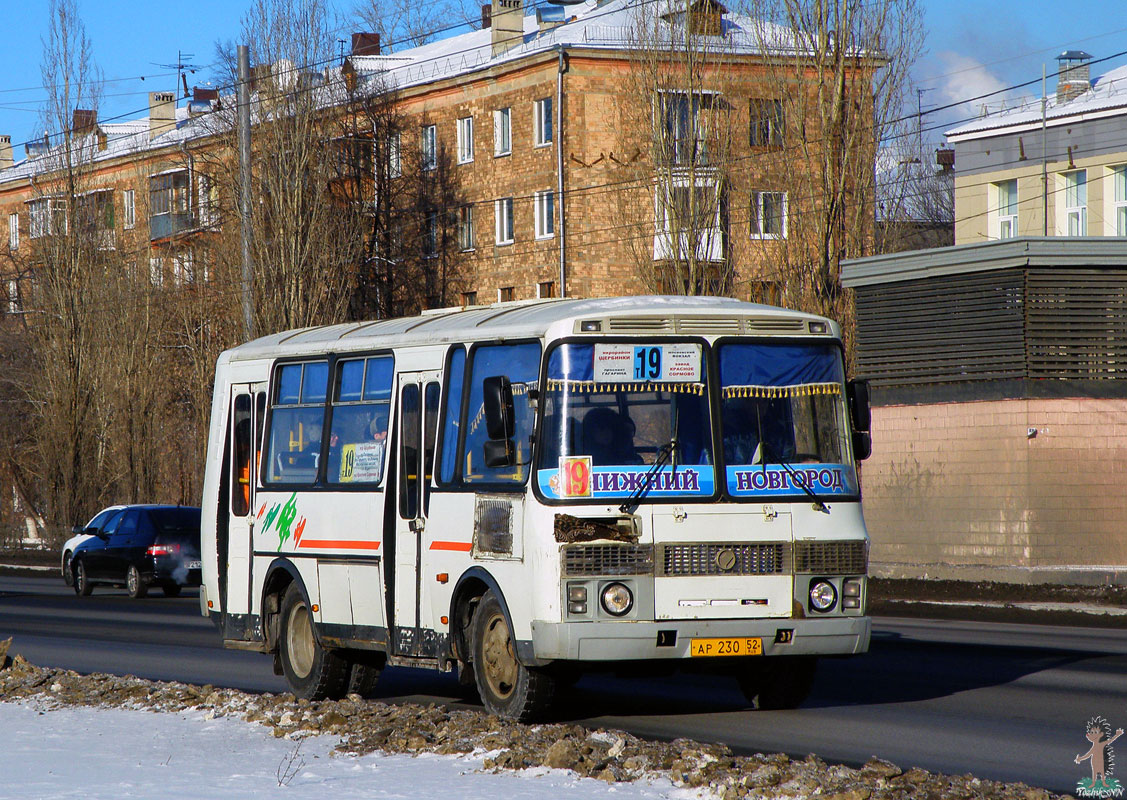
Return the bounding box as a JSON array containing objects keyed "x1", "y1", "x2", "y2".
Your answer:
[
  {"x1": 853, "y1": 431, "x2": 872, "y2": 461},
  {"x1": 482, "y1": 375, "x2": 517, "y2": 468},
  {"x1": 483, "y1": 376, "x2": 515, "y2": 440},
  {"x1": 847, "y1": 379, "x2": 871, "y2": 432}
]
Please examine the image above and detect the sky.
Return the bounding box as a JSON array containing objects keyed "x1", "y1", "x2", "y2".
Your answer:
[
  {"x1": 1, "y1": 0, "x2": 1126, "y2": 160},
  {"x1": 0, "y1": 700, "x2": 707, "y2": 800}
]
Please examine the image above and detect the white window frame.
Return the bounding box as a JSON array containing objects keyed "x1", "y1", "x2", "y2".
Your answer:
[
  {"x1": 7, "y1": 279, "x2": 17, "y2": 314},
  {"x1": 750, "y1": 190, "x2": 787, "y2": 240},
  {"x1": 653, "y1": 178, "x2": 725, "y2": 261},
  {"x1": 995, "y1": 179, "x2": 1017, "y2": 239},
  {"x1": 457, "y1": 204, "x2": 475, "y2": 251},
  {"x1": 1063, "y1": 170, "x2": 1087, "y2": 236},
  {"x1": 456, "y1": 117, "x2": 474, "y2": 164},
  {"x1": 388, "y1": 133, "x2": 402, "y2": 179},
  {"x1": 1111, "y1": 165, "x2": 1127, "y2": 237},
  {"x1": 495, "y1": 197, "x2": 514, "y2": 245},
  {"x1": 123, "y1": 189, "x2": 135, "y2": 229},
  {"x1": 7, "y1": 213, "x2": 17, "y2": 251},
  {"x1": 534, "y1": 97, "x2": 552, "y2": 147},
  {"x1": 27, "y1": 197, "x2": 65, "y2": 239},
  {"x1": 197, "y1": 176, "x2": 216, "y2": 227},
  {"x1": 149, "y1": 256, "x2": 164, "y2": 287},
  {"x1": 494, "y1": 108, "x2": 512, "y2": 157},
  {"x1": 421, "y1": 125, "x2": 437, "y2": 171},
  {"x1": 534, "y1": 190, "x2": 554, "y2": 239}
]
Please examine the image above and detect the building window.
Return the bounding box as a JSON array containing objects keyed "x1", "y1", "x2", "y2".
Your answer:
[
  {"x1": 27, "y1": 198, "x2": 66, "y2": 239},
  {"x1": 198, "y1": 175, "x2": 217, "y2": 227},
  {"x1": 534, "y1": 97, "x2": 552, "y2": 146},
  {"x1": 424, "y1": 211, "x2": 438, "y2": 257},
  {"x1": 1064, "y1": 170, "x2": 1087, "y2": 236},
  {"x1": 538, "y1": 280, "x2": 555, "y2": 298},
  {"x1": 421, "y1": 125, "x2": 437, "y2": 171},
  {"x1": 123, "y1": 189, "x2": 135, "y2": 229},
  {"x1": 387, "y1": 133, "x2": 402, "y2": 178},
  {"x1": 7, "y1": 213, "x2": 17, "y2": 251},
  {"x1": 498, "y1": 286, "x2": 515, "y2": 303},
  {"x1": 1113, "y1": 165, "x2": 1127, "y2": 237},
  {"x1": 654, "y1": 179, "x2": 724, "y2": 261},
  {"x1": 659, "y1": 91, "x2": 713, "y2": 166},
  {"x1": 750, "y1": 191, "x2": 787, "y2": 239},
  {"x1": 996, "y1": 179, "x2": 1017, "y2": 239},
  {"x1": 534, "y1": 190, "x2": 554, "y2": 239},
  {"x1": 461, "y1": 291, "x2": 477, "y2": 306},
  {"x1": 149, "y1": 171, "x2": 191, "y2": 240},
  {"x1": 495, "y1": 197, "x2": 514, "y2": 245},
  {"x1": 457, "y1": 116, "x2": 474, "y2": 164},
  {"x1": 494, "y1": 108, "x2": 511, "y2": 156},
  {"x1": 149, "y1": 256, "x2": 164, "y2": 287},
  {"x1": 173, "y1": 251, "x2": 195, "y2": 285},
  {"x1": 7, "y1": 279, "x2": 18, "y2": 314},
  {"x1": 457, "y1": 205, "x2": 475, "y2": 251},
  {"x1": 749, "y1": 98, "x2": 784, "y2": 148},
  {"x1": 78, "y1": 190, "x2": 115, "y2": 249}
]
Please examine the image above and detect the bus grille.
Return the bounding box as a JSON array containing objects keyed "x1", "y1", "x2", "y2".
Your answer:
[
  {"x1": 659, "y1": 542, "x2": 788, "y2": 576},
  {"x1": 793, "y1": 540, "x2": 868, "y2": 574},
  {"x1": 562, "y1": 544, "x2": 654, "y2": 576}
]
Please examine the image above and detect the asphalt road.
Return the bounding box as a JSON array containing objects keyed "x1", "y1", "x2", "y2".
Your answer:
[{"x1": 3, "y1": 574, "x2": 1124, "y2": 793}]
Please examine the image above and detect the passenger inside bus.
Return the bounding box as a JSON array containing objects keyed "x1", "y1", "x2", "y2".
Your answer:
[{"x1": 581, "y1": 407, "x2": 642, "y2": 466}]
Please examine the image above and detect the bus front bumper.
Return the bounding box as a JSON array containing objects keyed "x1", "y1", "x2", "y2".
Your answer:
[{"x1": 528, "y1": 615, "x2": 870, "y2": 662}]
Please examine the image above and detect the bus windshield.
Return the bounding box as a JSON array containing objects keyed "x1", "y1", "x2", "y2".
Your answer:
[
  {"x1": 717, "y1": 342, "x2": 858, "y2": 499},
  {"x1": 536, "y1": 342, "x2": 715, "y2": 501}
]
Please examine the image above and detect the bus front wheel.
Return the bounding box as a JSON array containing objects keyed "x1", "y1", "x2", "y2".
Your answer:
[
  {"x1": 471, "y1": 590, "x2": 555, "y2": 721},
  {"x1": 278, "y1": 583, "x2": 348, "y2": 700}
]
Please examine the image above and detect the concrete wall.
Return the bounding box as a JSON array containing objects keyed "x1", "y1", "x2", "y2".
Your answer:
[{"x1": 862, "y1": 397, "x2": 1127, "y2": 584}]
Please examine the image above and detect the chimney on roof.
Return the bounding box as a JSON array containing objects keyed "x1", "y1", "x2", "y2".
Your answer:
[
  {"x1": 149, "y1": 91, "x2": 176, "y2": 140},
  {"x1": 351, "y1": 32, "x2": 380, "y2": 56},
  {"x1": 481, "y1": 4, "x2": 491, "y2": 28},
  {"x1": 491, "y1": 0, "x2": 523, "y2": 57},
  {"x1": 72, "y1": 109, "x2": 97, "y2": 134},
  {"x1": 1057, "y1": 50, "x2": 1092, "y2": 104},
  {"x1": 935, "y1": 147, "x2": 955, "y2": 173},
  {"x1": 0, "y1": 136, "x2": 12, "y2": 170}
]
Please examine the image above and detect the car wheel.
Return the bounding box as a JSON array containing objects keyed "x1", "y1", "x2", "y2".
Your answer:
[
  {"x1": 126, "y1": 566, "x2": 148, "y2": 599},
  {"x1": 74, "y1": 561, "x2": 93, "y2": 597},
  {"x1": 162, "y1": 583, "x2": 182, "y2": 598},
  {"x1": 736, "y1": 656, "x2": 818, "y2": 710},
  {"x1": 62, "y1": 552, "x2": 74, "y2": 586},
  {"x1": 471, "y1": 590, "x2": 555, "y2": 721},
  {"x1": 278, "y1": 583, "x2": 348, "y2": 701}
]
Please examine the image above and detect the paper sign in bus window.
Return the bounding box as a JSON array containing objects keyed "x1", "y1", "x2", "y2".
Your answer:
[
  {"x1": 594, "y1": 343, "x2": 701, "y2": 383},
  {"x1": 338, "y1": 442, "x2": 385, "y2": 483},
  {"x1": 558, "y1": 456, "x2": 593, "y2": 497}
]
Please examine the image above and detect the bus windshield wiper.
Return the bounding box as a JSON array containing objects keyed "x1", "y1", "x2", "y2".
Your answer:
[
  {"x1": 755, "y1": 440, "x2": 830, "y2": 514},
  {"x1": 619, "y1": 437, "x2": 676, "y2": 515}
]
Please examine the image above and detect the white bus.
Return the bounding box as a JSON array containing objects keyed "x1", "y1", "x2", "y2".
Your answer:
[{"x1": 200, "y1": 296, "x2": 872, "y2": 719}]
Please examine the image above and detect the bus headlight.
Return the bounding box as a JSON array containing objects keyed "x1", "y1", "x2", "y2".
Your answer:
[
  {"x1": 600, "y1": 582, "x2": 633, "y2": 617},
  {"x1": 809, "y1": 580, "x2": 837, "y2": 613}
]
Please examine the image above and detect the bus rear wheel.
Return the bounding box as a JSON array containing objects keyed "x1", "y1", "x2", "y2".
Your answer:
[
  {"x1": 278, "y1": 583, "x2": 348, "y2": 700},
  {"x1": 736, "y1": 656, "x2": 818, "y2": 710},
  {"x1": 471, "y1": 590, "x2": 555, "y2": 721}
]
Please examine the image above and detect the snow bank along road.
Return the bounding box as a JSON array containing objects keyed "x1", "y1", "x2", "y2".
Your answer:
[{"x1": 3, "y1": 574, "x2": 1125, "y2": 794}]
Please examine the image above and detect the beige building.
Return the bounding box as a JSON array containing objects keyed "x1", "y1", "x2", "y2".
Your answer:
[{"x1": 946, "y1": 52, "x2": 1127, "y2": 244}]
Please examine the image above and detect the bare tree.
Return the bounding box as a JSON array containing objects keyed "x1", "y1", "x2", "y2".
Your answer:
[{"x1": 350, "y1": 0, "x2": 469, "y2": 52}]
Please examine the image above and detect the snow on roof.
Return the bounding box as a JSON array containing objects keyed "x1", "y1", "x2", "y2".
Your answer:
[
  {"x1": 0, "y1": 0, "x2": 800, "y2": 188},
  {"x1": 945, "y1": 62, "x2": 1127, "y2": 141}
]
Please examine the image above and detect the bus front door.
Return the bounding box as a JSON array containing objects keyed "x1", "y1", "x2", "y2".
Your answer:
[
  {"x1": 222, "y1": 383, "x2": 266, "y2": 639},
  {"x1": 390, "y1": 372, "x2": 441, "y2": 657}
]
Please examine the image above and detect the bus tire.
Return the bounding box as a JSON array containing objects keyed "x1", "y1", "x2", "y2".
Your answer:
[
  {"x1": 471, "y1": 590, "x2": 555, "y2": 721},
  {"x1": 278, "y1": 583, "x2": 348, "y2": 701},
  {"x1": 737, "y1": 656, "x2": 817, "y2": 710},
  {"x1": 345, "y1": 654, "x2": 384, "y2": 698}
]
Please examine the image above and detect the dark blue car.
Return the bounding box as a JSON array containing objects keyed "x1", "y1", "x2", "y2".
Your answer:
[{"x1": 71, "y1": 505, "x2": 202, "y2": 599}]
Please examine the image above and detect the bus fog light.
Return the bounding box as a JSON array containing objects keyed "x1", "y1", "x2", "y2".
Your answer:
[
  {"x1": 568, "y1": 601, "x2": 587, "y2": 614},
  {"x1": 843, "y1": 597, "x2": 860, "y2": 609},
  {"x1": 600, "y1": 582, "x2": 633, "y2": 616},
  {"x1": 568, "y1": 584, "x2": 588, "y2": 603},
  {"x1": 809, "y1": 580, "x2": 837, "y2": 613},
  {"x1": 842, "y1": 580, "x2": 861, "y2": 597}
]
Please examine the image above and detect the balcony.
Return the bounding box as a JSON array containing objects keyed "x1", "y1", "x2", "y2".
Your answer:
[{"x1": 149, "y1": 212, "x2": 195, "y2": 241}]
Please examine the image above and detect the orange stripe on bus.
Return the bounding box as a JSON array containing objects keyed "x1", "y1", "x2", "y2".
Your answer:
[
  {"x1": 297, "y1": 539, "x2": 382, "y2": 550},
  {"x1": 430, "y1": 541, "x2": 472, "y2": 552}
]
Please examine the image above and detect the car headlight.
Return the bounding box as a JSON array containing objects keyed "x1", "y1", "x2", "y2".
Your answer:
[
  {"x1": 600, "y1": 582, "x2": 633, "y2": 617},
  {"x1": 809, "y1": 580, "x2": 837, "y2": 613}
]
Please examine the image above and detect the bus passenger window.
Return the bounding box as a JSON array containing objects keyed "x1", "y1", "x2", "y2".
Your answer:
[
  {"x1": 326, "y1": 356, "x2": 393, "y2": 485},
  {"x1": 265, "y1": 361, "x2": 328, "y2": 484},
  {"x1": 438, "y1": 347, "x2": 466, "y2": 484},
  {"x1": 462, "y1": 342, "x2": 541, "y2": 485}
]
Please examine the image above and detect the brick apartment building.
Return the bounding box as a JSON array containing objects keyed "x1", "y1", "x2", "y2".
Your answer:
[{"x1": 1, "y1": 0, "x2": 870, "y2": 314}]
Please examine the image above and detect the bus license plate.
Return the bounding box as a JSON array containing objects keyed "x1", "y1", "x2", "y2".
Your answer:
[{"x1": 689, "y1": 637, "x2": 762, "y2": 657}]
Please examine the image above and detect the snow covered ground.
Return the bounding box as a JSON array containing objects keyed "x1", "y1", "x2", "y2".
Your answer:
[{"x1": 0, "y1": 701, "x2": 710, "y2": 800}]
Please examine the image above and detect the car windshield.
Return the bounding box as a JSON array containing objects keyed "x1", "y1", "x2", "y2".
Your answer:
[
  {"x1": 536, "y1": 342, "x2": 715, "y2": 501},
  {"x1": 717, "y1": 342, "x2": 857, "y2": 498}
]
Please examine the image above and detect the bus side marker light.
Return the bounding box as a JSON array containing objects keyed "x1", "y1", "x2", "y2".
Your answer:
[
  {"x1": 207, "y1": 600, "x2": 213, "y2": 609},
  {"x1": 311, "y1": 604, "x2": 319, "y2": 613},
  {"x1": 436, "y1": 573, "x2": 449, "y2": 584},
  {"x1": 440, "y1": 615, "x2": 449, "y2": 625}
]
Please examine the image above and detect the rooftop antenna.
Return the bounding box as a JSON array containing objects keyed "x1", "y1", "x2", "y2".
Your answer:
[{"x1": 154, "y1": 51, "x2": 200, "y2": 100}]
